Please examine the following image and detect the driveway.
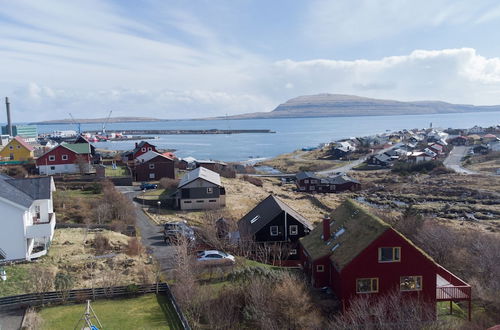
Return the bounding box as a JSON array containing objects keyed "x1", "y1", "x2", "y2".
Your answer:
[
  {"x1": 116, "y1": 186, "x2": 178, "y2": 272},
  {"x1": 0, "y1": 309, "x2": 24, "y2": 330},
  {"x1": 444, "y1": 146, "x2": 478, "y2": 175}
]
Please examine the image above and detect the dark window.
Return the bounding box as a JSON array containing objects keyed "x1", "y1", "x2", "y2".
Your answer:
[
  {"x1": 50, "y1": 166, "x2": 55, "y2": 170},
  {"x1": 196, "y1": 200, "x2": 204, "y2": 203},
  {"x1": 183, "y1": 201, "x2": 192, "y2": 204},
  {"x1": 379, "y1": 247, "x2": 401, "y2": 262},
  {"x1": 270, "y1": 226, "x2": 279, "y2": 236},
  {"x1": 209, "y1": 200, "x2": 216, "y2": 202},
  {"x1": 289, "y1": 225, "x2": 298, "y2": 235}
]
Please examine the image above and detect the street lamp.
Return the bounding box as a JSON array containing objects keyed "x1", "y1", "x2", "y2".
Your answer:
[{"x1": 157, "y1": 201, "x2": 161, "y2": 215}]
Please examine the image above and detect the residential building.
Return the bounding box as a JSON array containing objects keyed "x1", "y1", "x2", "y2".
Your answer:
[
  {"x1": 0, "y1": 175, "x2": 56, "y2": 261},
  {"x1": 449, "y1": 136, "x2": 467, "y2": 146},
  {"x1": 36, "y1": 143, "x2": 92, "y2": 175},
  {"x1": 0, "y1": 136, "x2": 34, "y2": 163},
  {"x1": 300, "y1": 199, "x2": 471, "y2": 320},
  {"x1": 122, "y1": 141, "x2": 158, "y2": 161},
  {"x1": 295, "y1": 172, "x2": 361, "y2": 193},
  {"x1": 176, "y1": 156, "x2": 197, "y2": 170},
  {"x1": 0, "y1": 135, "x2": 9, "y2": 146},
  {"x1": 1, "y1": 125, "x2": 38, "y2": 142},
  {"x1": 175, "y1": 167, "x2": 226, "y2": 210},
  {"x1": 134, "y1": 151, "x2": 175, "y2": 181},
  {"x1": 238, "y1": 195, "x2": 313, "y2": 259},
  {"x1": 195, "y1": 160, "x2": 227, "y2": 173}
]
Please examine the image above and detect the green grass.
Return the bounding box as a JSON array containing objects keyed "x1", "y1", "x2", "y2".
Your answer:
[
  {"x1": 62, "y1": 189, "x2": 102, "y2": 198},
  {"x1": 139, "y1": 189, "x2": 175, "y2": 201},
  {"x1": 39, "y1": 294, "x2": 184, "y2": 330},
  {"x1": 105, "y1": 166, "x2": 129, "y2": 177},
  {"x1": 0, "y1": 265, "x2": 30, "y2": 297}
]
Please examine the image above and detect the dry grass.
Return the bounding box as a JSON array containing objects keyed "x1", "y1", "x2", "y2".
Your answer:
[{"x1": 258, "y1": 150, "x2": 344, "y2": 173}]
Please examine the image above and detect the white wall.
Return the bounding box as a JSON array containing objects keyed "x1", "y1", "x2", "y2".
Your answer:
[
  {"x1": 0, "y1": 198, "x2": 28, "y2": 261},
  {"x1": 38, "y1": 163, "x2": 79, "y2": 175}
]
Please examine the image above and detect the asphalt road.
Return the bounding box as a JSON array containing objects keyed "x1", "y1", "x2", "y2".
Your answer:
[
  {"x1": 443, "y1": 146, "x2": 478, "y2": 175},
  {"x1": 116, "y1": 186, "x2": 178, "y2": 272},
  {"x1": 0, "y1": 309, "x2": 24, "y2": 330}
]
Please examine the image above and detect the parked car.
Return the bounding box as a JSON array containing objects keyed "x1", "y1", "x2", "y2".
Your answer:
[
  {"x1": 163, "y1": 221, "x2": 195, "y2": 244},
  {"x1": 140, "y1": 182, "x2": 158, "y2": 190},
  {"x1": 196, "y1": 250, "x2": 235, "y2": 265}
]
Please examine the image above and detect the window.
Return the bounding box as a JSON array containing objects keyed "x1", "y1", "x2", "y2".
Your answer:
[
  {"x1": 356, "y1": 278, "x2": 379, "y2": 293},
  {"x1": 196, "y1": 200, "x2": 204, "y2": 203},
  {"x1": 299, "y1": 187, "x2": 305, "y2": 191},
  {"x1": 310, "y1": 186, "x2": 315, "y2": 190},
  {"x1": 316, "y1": 265, "x2": 324, "y2": 272},
  {"x1": 9, "y1": 146, "x2": 13, "y2": 150},
  {"x1": 330, "y1": 185, "x2": 336, "y2": 190},
  {"x1": 50, "y1": 166, "x2": 55, "y2": 170},
  {"x1": 270, "y1": 226, "x2": 279, "y2": 236},
  {"x1": 304, "y1": 179, "x2": 309, "y2": 184},
  {"x1": 378, "y1": 247, "x2": 401, "y2": 262},
  {"x1": 149, "y1": 173, "x2": 155, "y2": 179},
  {"x1": 48, "y1": 155, "x2": 56, "y2": 161},
  {"x1": 207, "y1": 187, "x2": 213, "y2": 194},
  {"x1": 148, "y1": 147, "x2": 152, "y2": 151},
  {"x1": 62, "y1": 154, "x2": 68, "y2": 160},
  {"x1": 400, "y1": 276, "x2": 422, "y2": 291},
  {"x1": 149, "y1": 163, "x2": 155, "y2": 169},
  {"x1": 311, "y1": 179, "x2": 317, "y2": 184},
  {"x1": 17, "y1": 145, "x2": 21, "y2": 149},
  {"x1": 209, "y1": 200, "x2": 216, "y2": 202},
  {"x1": 141, "y1": 147, "x2": 146, "y2": 152},
  {"x1": 183, "y1": 201, "x2": 192, "y2": 204},
  {"x1": 290, "y1": 249, "x2": 297, "y2": 255},
  {"x1": 289, "y1": 225, "x2": 298, "y2": 235}
]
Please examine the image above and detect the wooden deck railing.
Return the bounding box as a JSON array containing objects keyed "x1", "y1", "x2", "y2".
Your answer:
[{"x1": 436, "y1": 286, "x2": 471, "y2": 301}]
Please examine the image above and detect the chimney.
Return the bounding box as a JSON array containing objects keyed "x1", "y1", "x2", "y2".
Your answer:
[
  {"x1": 135, "y1": 142, "x2": 138, "y2": 148},
  {"x1": 322, "y1": 216, "x2": 331, "y2": 241},
  {"x1": 5, "y1": 97, "x2": 12, "y2": 137}
]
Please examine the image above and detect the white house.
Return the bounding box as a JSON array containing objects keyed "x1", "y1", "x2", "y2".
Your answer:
[{"x1": 0, "y1": 175, "x2": 56, "y2": 261}]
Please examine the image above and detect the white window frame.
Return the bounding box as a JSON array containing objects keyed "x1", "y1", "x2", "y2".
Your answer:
[
  {"x1": 149, "y1": 173, "x2": 155, "y2": 179},
  {"x1": 270, "y1": 225, "x2": 279, "y2": 236},
  {"x1": 62, "y1": 154, "x2": 68, "y2": 161},
  {"x1": 48, "y1": 155, "x2": 56, "y2": 161},
  {"x1": 207, "y1": 187, "x2": 213, "y2": 194},
  {"x1": 316, "y1": 264, "x2": 324, "y2": 272},
  {"x1": 289, "y1": 225, "x2": 298, "y2": 235},
  {"x1": 304, "y1": 179, "x2": 309, "y2": 184},
  {"x1": 290, "y1": 249, "x2": 297, "y2": 255},
  {"x1": 149, "y1": 163, "x2": 155, "y2": 169},
  {"x1": 141, "y1": 147, "x2": 146, "y2": 152},
  {"x1": 148, "y1": 147, "x2": 152, "y2": 151}
]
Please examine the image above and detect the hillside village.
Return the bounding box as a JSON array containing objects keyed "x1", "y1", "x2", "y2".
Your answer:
[{"x1": 0, "y1": 121, "x2": 499, "y2": 329}]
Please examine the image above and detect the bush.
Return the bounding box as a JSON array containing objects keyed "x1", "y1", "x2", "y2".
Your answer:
[
  {"x1": 220, "y1": 166, "x2": 237, "y2": 178},
  {"x1": 159, "y1": 177, "x2": 179, "y2": 190},
  {"x1": 392, "y1": 160, "x2": 443, "y2": 175},
  {"x1": 126, "y1": 237, "x2": 143, "y2": 256},
  {"x1": 93, "y1": 233, "x2": 111, "y2": 255},
  {"x1": 242, "y1": 175, "x2": 263, "y2": 187}
]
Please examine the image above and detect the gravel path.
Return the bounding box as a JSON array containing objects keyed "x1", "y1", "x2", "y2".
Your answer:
[{"x1": 443, "y1": 146, "x2": 478, "y2": 175}]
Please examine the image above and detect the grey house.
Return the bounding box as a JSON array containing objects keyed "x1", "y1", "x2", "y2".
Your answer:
[{"x1": 175, "y1": 167, "x2": 226, "y2": 210}]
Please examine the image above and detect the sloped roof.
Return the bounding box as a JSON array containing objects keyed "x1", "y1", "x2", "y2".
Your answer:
[
  {"x1": 296, "y1": 172, "x2": 318, "y2": 180},
  {"x1": 238, "y1": 195, "x2": 312, "y2": 238},
  {"x1": 0, "y1": 175, "x2": 54, "y2": 208},
  {"x1": 300, "y1": 199, "x2": 391, "y2": 270},
  {"x1": 12, "y1": 136, "x2": 34, "y2": 151},
  {"x1": 136, "y1": 151, "x2": 172, "y2": 163},
  {"x1": 61, "y1": 142, "x2": 91, "y2": 154},
  {"x1": 178, "y1": 167, "x2": 221, "y2": 188}
]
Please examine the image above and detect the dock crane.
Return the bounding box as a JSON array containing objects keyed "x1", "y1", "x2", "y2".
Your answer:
[
  {"x1": 69, "y1": 113, "x2": 82, "y2": 134},
  {"x1": 101, "y1": 110, "x2": 112, "y2": 135}
]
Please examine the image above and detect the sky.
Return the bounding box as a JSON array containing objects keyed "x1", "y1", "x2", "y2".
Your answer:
[{"x1": 2, "y1": 0, "x2": 500, "y2": 122}]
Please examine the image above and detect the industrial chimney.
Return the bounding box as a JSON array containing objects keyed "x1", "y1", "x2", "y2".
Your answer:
[{"x1": 5, "y1": 97, "x2": 13, "y2": 137}]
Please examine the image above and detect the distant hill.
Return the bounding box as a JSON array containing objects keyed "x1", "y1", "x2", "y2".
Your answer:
[
  {"x1": 217, "y1": 94, "x2": 500, "y2": 119},
  {"x1": 34, "y1": 117, "x2": 161, "y2": 125}
]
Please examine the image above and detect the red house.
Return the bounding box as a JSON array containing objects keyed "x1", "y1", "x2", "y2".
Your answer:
[
  {"x1": 134, "y1": 151, "x2": 175, "y2": 181},
  {"x1": 122, "y1": 141, "x2": 158, "y2": 161},
  {"x1": 300, "y1": 199, "x2": 471, "y2": 320},
  {"x1": 36, "y1": 143, "x2": 92, "y2": 175}
]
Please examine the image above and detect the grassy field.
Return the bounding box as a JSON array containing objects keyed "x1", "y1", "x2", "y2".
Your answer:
[
  {"x1": 39, "y1": 294, "x2": 183, "y2": 330},
  {"x1": 105, "y1": 166, "x2": 129, "y2": 177},
  {"x1": 258, "y1": 150, "x2": 344, "y2": 173}
]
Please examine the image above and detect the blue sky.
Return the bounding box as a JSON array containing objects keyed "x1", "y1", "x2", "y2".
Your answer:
[{"x1": 2, "y1": 0, "x2": 500, "y2": 121}]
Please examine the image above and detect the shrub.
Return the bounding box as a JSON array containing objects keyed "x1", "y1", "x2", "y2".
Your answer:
[
  {"x1": 242, "y1": 175, "x2": 263, "y2": 187},
  {"x1": 159, "y1": 177, "x2": 179, "y2": 190},
  {"x1": 126, "y1": 237, "x2": 143, "y2": 256},
  {"x1": 392, "y1": 160, "x2": 443, "y2": 175},
  {"x1": 93, "y1": 233, "x2": 111, "y2": 255}
]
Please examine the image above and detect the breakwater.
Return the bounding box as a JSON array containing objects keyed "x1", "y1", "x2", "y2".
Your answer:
[{"x1": 105, "y1": 129, "x2": 275, "y2": 135}]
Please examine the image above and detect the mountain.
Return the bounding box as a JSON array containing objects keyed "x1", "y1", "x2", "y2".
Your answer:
[
  {"x1": 218, "y1": 94, "x2": 500, "y2": 119},
  {"x1": 34, "y1": 117, "x2": 161, "y2": 125}
]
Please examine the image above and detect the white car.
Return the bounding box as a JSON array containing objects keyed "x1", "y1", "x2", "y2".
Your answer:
[{"x1": 196, "y1": 250, "x2": 235, "y2": 264}]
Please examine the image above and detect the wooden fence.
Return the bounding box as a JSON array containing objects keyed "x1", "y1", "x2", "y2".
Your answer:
[{"x1": 0, "y1": 282, "x2": 190, "y2": 329}]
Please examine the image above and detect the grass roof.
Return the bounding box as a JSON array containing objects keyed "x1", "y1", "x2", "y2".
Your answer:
[{"x1": 300, "y1": 199, "x2": 390, "y2": 270}]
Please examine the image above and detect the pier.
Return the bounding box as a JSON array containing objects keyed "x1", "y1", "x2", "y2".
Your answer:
[{"x1": 103, "y1": 129, "x2": 275, "y2": 135}]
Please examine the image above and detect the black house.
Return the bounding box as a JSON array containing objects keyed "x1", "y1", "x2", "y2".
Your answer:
[{"x1": 238, "y1": 195, "x2": 313, "y2": 259}]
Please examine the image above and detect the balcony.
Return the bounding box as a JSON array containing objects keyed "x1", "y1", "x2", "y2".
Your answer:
[
  {"x1": 436, "y1": 265, "x2": 471, "y2": 321},
  {"x1": 26, "y1": 213, "x2": 56, "y2": 240}
]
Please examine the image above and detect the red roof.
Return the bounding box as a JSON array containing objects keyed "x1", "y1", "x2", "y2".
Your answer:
[
  {"x1": 162, "y1": 152, "x2": 176, "y2": 159},
  {"x1": 483, "y1": 134, "x2": 497, "y2": 138},
  {"x1": 13, "y1": 136, "x2": 34, "y2": 151}
]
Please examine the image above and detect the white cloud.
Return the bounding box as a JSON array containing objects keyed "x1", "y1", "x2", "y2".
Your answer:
[{"x1": 303, "y1": 0, "x2": 499, "y2": 46}]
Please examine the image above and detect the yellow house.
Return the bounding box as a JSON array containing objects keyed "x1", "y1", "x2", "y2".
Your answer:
[{"x1": 0, "y1": 136, "x2": 34, "y2": 162}]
